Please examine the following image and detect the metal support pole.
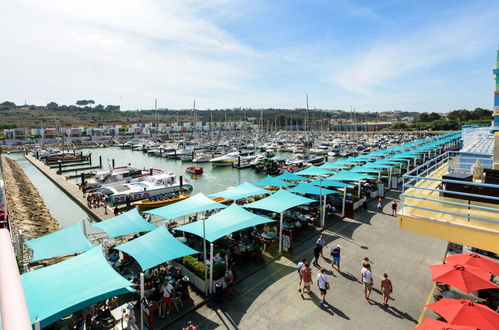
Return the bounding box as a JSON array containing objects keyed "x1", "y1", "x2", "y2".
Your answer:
[
  {"x1": 34, "y1": 318, "x2": 40, "y2": 330},
  {"x1": 209, "y1": 243, "x2": 214, "y2": 294},
  {"x1": 321, "y1": 194, "x2": 326, "y2": 227},
  {"x1": 388, "y1": 168, "x2": 393, "y2": 190},
  {"x1": 203, "y1": 218, "x2": 207, "y2": 295},
  {"x1": 279, "y1": 213, "x2": 283, "y2": 254},
  {"x1": 342, "y1": 188, "x2": 347, "y2": 217},
  {"x1": 140, "y1": 272, "x2": 144, "y2": 330}
]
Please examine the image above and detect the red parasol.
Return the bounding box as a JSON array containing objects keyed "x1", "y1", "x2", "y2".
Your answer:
[
  {"x1": 429, "y1": 263, "x2": 498, "y2": 293},
  {"x1": 443, "y1": 253, "x2": 499, "y2": 276},
  {"x1": 426, "y1": 298, "x2": 499, "y2": 330},
  {"x1": 415, "y1": 317, "x2": 477, "y2": 329}
]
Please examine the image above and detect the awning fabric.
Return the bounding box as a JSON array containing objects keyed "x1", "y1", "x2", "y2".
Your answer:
[
  {"x1": 253, "y1": 176, "x2": 296, "y2": 187},
  {"x1": 144, "y1": 192, "x2": 227, "y2": 220},
  {"x1": 311, "y1": 178, "x2": 353, "y2": 188},
  {"x1": 244, "y1": 189, "x2": 316, "y2": 213},
  {"x1": 92, "y1": 208, "x2": 155, "y2": 238},
  {"x1": 24, "y1": 221, "x2": 93, "y2": 262},
  {"x1": 328, "y1": 170, "x2": 375, "y2": 182},
  {"x1": 289, "y1": 183, "x2": 339, "y2": 196},
  {"x1": 294, "y1": 166, "x2": 334, "y2": 176},
  {"x1": 276, "y1": 172, "x2": 310, "y2": 182},
  {"x1": 319, "y1": 162, "x2": 349, "y2": 170},
  {"x1": 175, "y1": 204, "x2": 275, "y2": 242},
  {"x1": 350, "y1": 166, "x2": 382, "y2": 174},
  {"x1": 208, "y1": 182, "x2": 272, "y2": 200},
  {"x1": 21, "y1": 246, "x2": 133, "y2": 328},
  {"x1": 115, "y1": 226, "x2": 198, "y2": 271}
]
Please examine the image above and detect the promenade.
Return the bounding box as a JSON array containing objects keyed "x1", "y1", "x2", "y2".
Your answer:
[{"x1": 169, "y1": 191, "x2": 446, "y2": 329}]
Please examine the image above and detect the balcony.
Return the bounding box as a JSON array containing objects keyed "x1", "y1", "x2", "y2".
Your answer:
[{"x1": 398, "y1": 151, "x2": 499, "y2": 253}]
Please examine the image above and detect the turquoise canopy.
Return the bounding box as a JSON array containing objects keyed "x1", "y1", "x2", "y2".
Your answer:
[
  {"x1": 21, "y1": 246, "x2": 133, "y2": 328},
  {"x1": 24, "y1": 221, "x2": 93, "y2": 262},
  {"x1": 319, "y1": 162, "x2": 349, "y2": 170},
  {"x1": 328, "y1": 170, "x2": 375, "y2": 181},
  {"x1": 244, "y1": 189, "x2": 316, "y2": 213},
  {"x1": 115, "y1": 226, "x2": 198, "y2": 271},
  {"x1": 175, "y1": 204, "x2": 275, "y2": 242},
  {"x1": 276, "y1": 171, "x2": 310, "y2": 182},
  {"x1": 289, "y1": 183, "x2": 338, "y2": 196},
  {"x1": 208, "y1": 182, "x2": 272, "y2": 200},
  {"x1": 144, "y1": 192, "x2": 227, "y2": 220},
  {"x1": 350, "y1": 166, "x2": 382, "y2": 174},
  {"x1": 311, "y1": 178, "x2": 352, "y2": 188},
  {"x1": 253, "y1": 176, "x2": 295, "y2": 187},
  {"x1": 92, "y1": 208, "x2": 155, "y2": 238},
  {"x1": 294, "y1": 166, "x2": 334, "y2": 176}
]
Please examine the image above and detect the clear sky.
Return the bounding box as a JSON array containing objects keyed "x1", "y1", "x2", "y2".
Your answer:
[{"x1": 1, "y1": 0, "x2": 498, "y2": 112}]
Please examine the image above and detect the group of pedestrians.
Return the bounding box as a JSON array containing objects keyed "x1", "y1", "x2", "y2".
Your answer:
[
  {"x1": 86, "y1": 193, "x2": 109, "y2": 213},
  {"x1": 377, "y1": 197, "x2": 398, "y2": 216},
  {"x1": 300, "y1": 241, "x2": 393, "y2": 308}
]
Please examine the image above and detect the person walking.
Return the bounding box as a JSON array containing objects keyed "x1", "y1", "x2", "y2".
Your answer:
[
  {"x1": 330, "y1": 245, "x2": 341, "y2": 272},
  {"x1": 361, "y1": 263, "x2": 373, "y2": 300},
  {"x1": 114, "y1": 206, "x2": 119, "y2": 216},
  {"x1": 377, "y1": 197, "x2": 384, "y2": 213},
  {"x1": 103, "y1": 196, "x2": 108, "y2": 215},
  {"x1": 391, "y1": 200, "x2": 398, "y2": 216},
  {"x1": 316, "y1": 235, "x2": 327, "y2": 258},
  {"x1": 381, "y1": 273, "x2": 393, "y2": 306},
  {"x1": 224, "y1": 265, "x2": 234, "y2": 296},
  {"x1": 316, "y1": 268, "x2": 330, "y2": 306},
  {"x1": 361, "y1": 257, "x2": 370, "y2": 269},
  {"x1": 313, "y1": 244, "x2": 322, "y2": 268},
  {"x1": 126, "y1": 303, "x2": 138, "y2": 330},
  {"x1": 160, "y1": 280, "x2": 175, "y2": 318},
  {"x1": 297, "y1": 258, "x2": 306, "y2": 292},
  {"x1": 300, "y1": 262, "x2": 313, "y2": 296}
]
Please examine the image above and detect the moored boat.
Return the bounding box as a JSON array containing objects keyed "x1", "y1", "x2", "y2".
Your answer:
[
  {"x1": 185, "y1": 166, "x2": 203, "y2": 174},
  {"x1": 132, "y1": 193, "x2": 189, "y2": 211}
]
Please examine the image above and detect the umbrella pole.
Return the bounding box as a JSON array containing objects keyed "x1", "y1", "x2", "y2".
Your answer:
[
  {"x1": 342, "y1": 188, "x2": 347, "y2": 217},
  {"x1": 279, "y1": 213, "x2": 283, "y2": 254},
  {"x1": 203, "y1": 216, "x2": 207, "y2": 296},
  {"x1": 140, "y1": 272, "x2": 144, "y2": 330},
  {"x1": 34, "y1": 317, "x2": 40, "y2": 330},
  {"x1": 388, "y1": 167, "x2": 393, "y2": 190},
  {"x1": 321, "y1": 194, "x2": 326, "y2": 227},
  {"x1": 209, "y1": 243, "x2": 214, "y2": 294}
]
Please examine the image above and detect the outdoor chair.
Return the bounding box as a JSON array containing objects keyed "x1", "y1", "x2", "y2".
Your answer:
[{"x1": 171, "y1": 296, "x2": 184, "y2": 312}]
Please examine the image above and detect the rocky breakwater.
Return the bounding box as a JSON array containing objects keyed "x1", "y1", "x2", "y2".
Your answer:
[{"x1": 1, "y1": 156, "x2": 59, "y2": 239}]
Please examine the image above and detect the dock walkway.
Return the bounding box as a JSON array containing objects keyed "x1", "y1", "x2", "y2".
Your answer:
[{"x1": 24, "y1": 155, "x2": 112, "y2": 221}]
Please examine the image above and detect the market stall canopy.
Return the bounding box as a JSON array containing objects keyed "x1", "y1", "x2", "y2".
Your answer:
[
  {"x1": 244, "y1": 189, "x2": 316, "y2": 213},
  {"x1": 115, "y1": 226, "x2": 198, "y2": 271},
  {"x1": 92, "y1": 208, "x2": 155, "y2": 238},
  {"x1": 319, "y1": 162, "x2": 349, "y2": 170},
  {"x1": 21, "y1": 245, "x2": 133, "y2": 328},
  {"x1": 209, "y1": 182, "x2": 273, "y2": 201},
  {"x1": 289, "y1": 183, "x2": 338, "y2": 196},
  {"x1": 276, "y1": 171, "x2": 310, "y2": 182},
  {"x1": 294, "y1": 166, "x2": 334, "y2": 176},
  {"x1": 311, "y1": 178, "x2": 353, "y2": 188},
  {"x1": 253, "y1": 176, "x2": 296, "y2": 187},
  {"x1": 175, "y1": 204, "x2": 275, "y2": 242},
  {"x1": 24, "y1": 221, "x2": 93, "y2": 262},
  {"x1": 328, "y1": 170, "x2": 375, "y2": 182},
  {"x1": 144, "y1": 192, "x2": 227, "y2": 220}
]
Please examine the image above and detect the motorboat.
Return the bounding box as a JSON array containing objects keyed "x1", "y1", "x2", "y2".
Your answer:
[
  {"x1": 85, "y1": 166, "x2": 165, "y2": 190},
  {"x1": 98, "y1": 173, "x2": 193, "y2": 205},
  {"x1": 185, "y1": 166, "x2": 203, "y2": 174},
  {"x1": 192, "y1": 153, "x2": 212, "y2": 163},
  {"x1": 232, "y1": 155, "x2": 256, "y2": 169},
  {"x1": 132, "y1": 193, "x2": 189, "y2": 211},
  {"x1": 209, "y1": 152, "x2": 240, "y2": 166}
]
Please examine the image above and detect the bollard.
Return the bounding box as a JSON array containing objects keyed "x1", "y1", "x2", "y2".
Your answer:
[
  {"x1": 81, "y1": 173, "x2": 85, "y2": 186},
  {"x1": 180, "y1": 175, "x2": 183, "y2": 190},
  {"x1": 58, "y1": 160, "x2": 62, "y2": 174},
  {"x1": 89, "y1": 153, "x2": 92, "y2": 166},
  {"x1": 112, "y1": 159, "x2": 115, "y2": 168},
  {"x1": 149, "y1": 168, "x2": 153, "y2": 175},
  {"x1": 99, "y1": 156, "x2": 102, "y2": 169}
]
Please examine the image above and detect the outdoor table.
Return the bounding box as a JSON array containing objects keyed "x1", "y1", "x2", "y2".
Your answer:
[
  {"x1": 261, "y1": 232, "x2": 277, "y2": 239},
  {"x1": 110, "y1": 303, "x2": 130, "y2": 326},
  {"x1": 176, "y1": 236, "x2": 188, "y2": 243}
]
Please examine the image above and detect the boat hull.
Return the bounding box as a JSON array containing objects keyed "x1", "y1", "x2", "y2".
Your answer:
[{"x1": 132, "y1": 193, "x2": 189, "y2": 211}]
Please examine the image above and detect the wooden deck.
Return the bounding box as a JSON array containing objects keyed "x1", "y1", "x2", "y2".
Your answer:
[{"x1": 24, "y1": 155, "x2": 113, "y2": 221}]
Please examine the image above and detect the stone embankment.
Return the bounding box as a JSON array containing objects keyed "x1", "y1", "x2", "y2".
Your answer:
[
  {"x1": 1, "y1": 139, "x2": 115, "y2": 153},
  {"x1": 1, "y1": 156, "x2": 59, "y2": 239}
]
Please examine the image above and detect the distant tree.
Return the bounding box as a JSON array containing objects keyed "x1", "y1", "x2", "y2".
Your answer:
[
  {"x1": 88, "y1": 100, "x2": 95, "y2": 105},
  {"x1": 428, "y1": 112, "x2": 441, "y2": 121},
  {"x1": 47, "y1": 102, "x2": 58, "y2": 110},
  {"x1": 471, "y1": 107, "x2": 492, "y2": 120},
  {"x1": 94, "y1": 104, "x2": 105, "y2": 111},
  {"x1": 105, "y1": 105, "x2": 120, "y2": 112},
  {"x1": 76, "y1": 100, "x2": 89, "y2": 106},
  {"x1": 448, "y1": 109, "x2": 471, "y2": 122},
  {"x1": 0, "y1": 101, "x2": 16, "y2": 110},
  {"x1": 391, "y1": 123, "x2": 409, "y2": 130},
  {"x1": 417, "y1": 112, "x2": 430, "y2": 122}
]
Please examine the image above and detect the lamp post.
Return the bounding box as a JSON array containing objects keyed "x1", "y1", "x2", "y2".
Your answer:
[
  {"x1": 202, "y1": 214, "x2": 207, "y2": 295},
  {"x1": 279, "y1": 212, "x2": 283, "y2": 254},
  {"x1": 140, "y1": 272, "x2": 144, "y2": 330},
  {"x1": 209, "y1": 243, "x2": 214, "y2": 294}
]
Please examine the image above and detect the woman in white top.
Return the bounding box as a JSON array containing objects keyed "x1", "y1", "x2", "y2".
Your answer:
[{"x1": 316, "y1": 268, "x2": 329, "y2": 305}]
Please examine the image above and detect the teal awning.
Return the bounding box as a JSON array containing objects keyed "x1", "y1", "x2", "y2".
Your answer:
[
  {"x1": 22, "y1": 246, "x2": 133, "y2": 328},
  {"x1": 92, "y1": 208, "x2": 155, "y2": 238},
  {"x1": 311, "y1": 178, "x2": 353, "y2": 188},
  {"x1": 144, "y1": 192, "x2": 227, "y2": 220},
  {"x1": 294, "y1": 166, "x2": 334, "y2": 176},
  {"x1": 350, "y1": 166, "x2": 382, "y2": 174},
  {"x1": 24, "y1": 221, "x2": 93, "y2": 262},
  {"x1": 328, "y1": 170, "x2": 375, "y2": 181},
  {"x1": 319, "y1": 162, "x2": 349, "y2": 170},
  {"x1": 244, "y1": 189, "x2": 316, "y2": 213},
  {"x1": 175, "y1": 204, "x2": 275, "y2": 242},
  {"x1": 276, "y1": 171, "x2": 310, "y2": 182},
  {"x1": 208, "y1": 182, "x2": 272, "y2": 200},
  {"x1": 289, "y1": 183, "x2": 339, "y2": 196},
  {"x1": 115, "y1": 226, "x2": 198, "y2": 271},
  {"x1": 253, "y1": 176, "x2": 295, "y2": 187}
]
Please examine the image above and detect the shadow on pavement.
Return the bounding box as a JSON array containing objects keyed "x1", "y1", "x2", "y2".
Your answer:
[{"x1": 367, "y1": 299, "x2": 418, "y2": 323}]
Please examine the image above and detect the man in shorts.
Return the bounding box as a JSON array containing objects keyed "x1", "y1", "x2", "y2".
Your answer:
[
  {"x1": 331, "y1": 244, "x2": 341, "y2": 272},
  {"x1": 297, "y1": 258, "x2": 306, "y2": 293},
  {"x1": 316, "y1": 268, "x2": 330, "y2": 306},
  {"x1": 361, "y1": 263, "x2": 373, "y2": 300},
  {"x1": 160, "y1": 280, "x2": 175, "y2": 318},
  {"x1": 300, "y1": 262, "x2": 313, "y2": 296}
]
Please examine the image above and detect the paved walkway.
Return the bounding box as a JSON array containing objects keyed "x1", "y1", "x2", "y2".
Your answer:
[{"x1": 169, "y1": 191, "x2": 447, "y2": 329}]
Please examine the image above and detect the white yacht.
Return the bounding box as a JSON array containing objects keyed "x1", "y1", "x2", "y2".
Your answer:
[
  {"x1": 209, "y1": 152, "x2": 240, "y2": 166},
  {"x1": 86, "y1": 166, "x2": 166, "y2": 190}
]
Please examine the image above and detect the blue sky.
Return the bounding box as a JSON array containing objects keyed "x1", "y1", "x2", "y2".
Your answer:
[{"x1": 1, "y1": 0, "x2": 498, "y2": 112}]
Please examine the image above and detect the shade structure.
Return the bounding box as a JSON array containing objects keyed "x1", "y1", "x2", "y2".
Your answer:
[
  {"x1": 175, "y1": 204, "x2": 275, "y2": 242},
  {"x1": 443, "y1": 253, "x2": 499, "y2": 276},
  {"x1": 244, "y1": 189, "x2": 316, "y2": 213},
  {"x1": 350, "y1": 166, "x2": 382, "y2": 174},
  {"x1": 289, "y1": 183, "x2": 338, "y2": 196},
  {"x1": 144, "y1": 192, "x2": 227, "y2": 220},
  {"x1": 328, "y1": 170, "x2": 375, "y2": 182},
  {"x1": 21, "y1": 245, "x2": 133, "y2": 328},
  {"x1": 208, "y1": 182, "x2": 272, "y2": 201},
  {"x1": 276, "y1": 171, "x2": 310, "y2": 182},
  {"x1": 115, "y1": 226, "x2": 199, "y2": 271},
  {"x1": 428, "y1": 263, "x2": 498, "y2": 293},
  {"x1": 24, "y1": 221, "x2": 93, "y2": 262},
  {"x1": 92, "y1": 208, "x2": 156, "y2": 238},
  {"x1": 311, "y1": 178, "x2": 352, "y2": 188},
  {"x1": 319, "y1": 162, "x2": 350, "y2": 170},
  {"x1": 294, "y1": 166, "x2": 334, "y2": 176},
  {"x1": 253, "y1": 176, "x2": 295, "y2": 187},
  {"x1": 415, "y1": 317, "x2": 476, "y2": 330},
  {"x1": 426, "y1": 298, "x2": 499, "y2": 330}
]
